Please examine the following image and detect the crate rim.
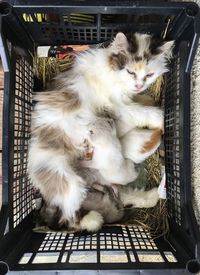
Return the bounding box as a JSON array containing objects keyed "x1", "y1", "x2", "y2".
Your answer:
[{"x1": 0, "y1": 1, "x2": 200, "y2": 274}]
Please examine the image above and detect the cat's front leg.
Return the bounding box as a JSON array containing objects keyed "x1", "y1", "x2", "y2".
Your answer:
[
  {"x1": 132, "y1": 104, "x2": 164, "y2": 131},
  {"x1": 117, "y1": 104, "x2": 164, "y2": 137},
  {"x1": 121, "y1": 128, "x2": 162, "y2": 164},
  {"x1": 80, "y1": 155, "x2": 138, "y2": 185}
]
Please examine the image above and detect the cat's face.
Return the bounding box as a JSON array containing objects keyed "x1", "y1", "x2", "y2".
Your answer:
[{"x1": 108, "y1": 32, "x2": 174, "y2": 94}]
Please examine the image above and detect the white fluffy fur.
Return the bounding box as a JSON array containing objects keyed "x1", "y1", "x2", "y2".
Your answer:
[
  {"x1": 114, "y1": 101, "x2": 164, "y2": 137},
  {"x1": 28, "y1": 141, "x2": 87, "y2": 220},
  {"x1": 80, "y1": 210, "x2": 104, "y2": 232},
  {"x1": 110, "y1": 32, "x2": 174, "y2": 93},
  {"x1": 81, "y1": 118, "x2": 138, "y2": 184},
  {"x1": 120, "y1": 187, "x2": 159, "y2": 208},
  {"x1": 121, "y1": 128, "x2": 161, "y2": 163},
  {"x1": 52, "y1": 181, "x2": 87, "y2": 221},
  {"x1": 56, "y1": 33, "x2": 171, "y2": 137},
  {"x1": 29, "y1": 32, "x2": 172, "y2": 224}
]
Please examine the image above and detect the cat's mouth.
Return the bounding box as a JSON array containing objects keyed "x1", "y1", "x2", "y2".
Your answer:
[{"x1": 133, "y1": 88, "x2": 144, "y2": 93}]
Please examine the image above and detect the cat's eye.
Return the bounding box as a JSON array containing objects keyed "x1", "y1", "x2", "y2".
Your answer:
[
  {"x1": 126, "y1": 69, "x2": 136, "y2": 77},
  {"x1": 146, "y1": 73, "x2": 154, "y2": 78}
]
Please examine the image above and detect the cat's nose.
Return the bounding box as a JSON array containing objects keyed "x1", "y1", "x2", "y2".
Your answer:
[{"x1": 135, "y1": 83, "x2": 144, "y2": 90}]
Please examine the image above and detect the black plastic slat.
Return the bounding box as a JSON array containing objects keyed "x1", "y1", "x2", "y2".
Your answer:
[{"x1": 0, "y1": 1, "x2": 200, "y2": 274}]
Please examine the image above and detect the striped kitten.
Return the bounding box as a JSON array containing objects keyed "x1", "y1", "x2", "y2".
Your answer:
[{"x1": 28, "y1": 32, "x2": 173, "y2": 230}]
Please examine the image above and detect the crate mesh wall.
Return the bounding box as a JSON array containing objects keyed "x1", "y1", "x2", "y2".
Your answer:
[
  {"x1": 165, "y1": 55, "x2": 181, "y2": 226},
  {"x1": 0, "y1": 1, "x2": 199, "y2": 272},
  {"x1": 18, "y1": 225, "x2": 178, "y2": 266},
  {"x1": 11, "y1": 31, "x2": 182, "y2": 266},
  {"x1": 13, "y1": 57, "x2": 35, "y2": 228},
  {"x1": 10, "y1": 40, "x2": 181, "y2": 272},
  {"x1": 17, "y1": 12, "x2": 171, "y2": 45}
]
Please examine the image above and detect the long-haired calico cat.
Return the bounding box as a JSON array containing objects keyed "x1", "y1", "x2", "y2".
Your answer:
[{"x1": 28, "y1": 32, "x2": 174, "y2": 231}]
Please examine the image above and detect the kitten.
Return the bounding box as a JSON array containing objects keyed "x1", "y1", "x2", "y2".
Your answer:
[
  {"x1": 81, "y1": 117, "x2": 138, "y2": 185},
  {"x1": 28, "y1": 32, "x2": 173, "y2": 227},
  {"x1": 37, "y1": 181, "x2": 159, "y2": 233},
  {"x1": 81, "y1": 123, "x2": 161, "y2": 174}
]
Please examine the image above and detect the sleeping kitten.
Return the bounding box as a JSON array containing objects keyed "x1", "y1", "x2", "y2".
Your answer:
[
  {"x1": 37, "y1": 180, "x2": 159, "y2": 233},
  {"x1": 81, "y1": 123, "x2": 161, "y2": 173},
  {"x1": 81, "y1": 117, "x2": 139, "y2": 185},
  {"x1": 28, "y1": 32, "x2": 173, "y2": 227}
]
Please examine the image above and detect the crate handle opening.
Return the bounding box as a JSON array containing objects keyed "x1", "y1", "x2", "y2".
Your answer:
[
  {"x1": 185, "y1": 4, "x2": 199, "y2": 17},
  {"x1": 0, "y1": 261, "x2": 9, "y2": 275},
  {"x1": 0, "y1": 1, "x2": 11, "y2": 16},
  {"x1": 186, "y1": 259, "x2": 200, "y2": 274}
]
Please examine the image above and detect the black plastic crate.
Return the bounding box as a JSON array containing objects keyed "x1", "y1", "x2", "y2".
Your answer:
[{"x1": 0, "y1": 1, "x2": 200, "y2": 274}]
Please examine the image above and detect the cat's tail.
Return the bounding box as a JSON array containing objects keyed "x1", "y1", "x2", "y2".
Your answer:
[{"x1": 119, "y1": 187, "x2": 159, "y2": 208}]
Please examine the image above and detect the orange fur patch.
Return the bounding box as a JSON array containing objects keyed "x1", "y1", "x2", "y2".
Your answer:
[
  {"x1": 132, "y1": 62, "x2": 145, "y2": 72},
  {"x1": 141, "y1": 129, "x2": 162, "y2": 153},
  {"x1": 82, "y1": 139, "x2": 94, "y2": 160}
]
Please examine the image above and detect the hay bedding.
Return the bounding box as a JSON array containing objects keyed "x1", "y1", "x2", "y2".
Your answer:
[{"x1": 32, "y1": 45, "x2": 168, "y2": 238}]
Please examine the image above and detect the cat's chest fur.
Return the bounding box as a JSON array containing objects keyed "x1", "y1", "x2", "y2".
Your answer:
[{"x1": 92, "y1": 94, "x2": 139, "y2": 138}]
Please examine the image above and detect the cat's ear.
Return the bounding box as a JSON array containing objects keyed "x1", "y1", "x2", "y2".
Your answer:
[
  {"x1": 157, "y1": 40, "x2": 174, "y2": 59},
  {"x1": 110, "y1": 32, "x2": 129, "y2": 52}
]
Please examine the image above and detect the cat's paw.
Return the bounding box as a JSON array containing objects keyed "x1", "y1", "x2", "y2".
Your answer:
[
  {"x1": 148, "y1": 108, "x2": 164, "y2": 132},
  {"x1": 80, "y1": 210, "x2": 104, "y2": 232},
  {"x1": 122, "y1": 159, "x2": 139, "y2": 184},
  {"x1": 143, "y1": 187, "x2": 160, "y2": 208}
]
